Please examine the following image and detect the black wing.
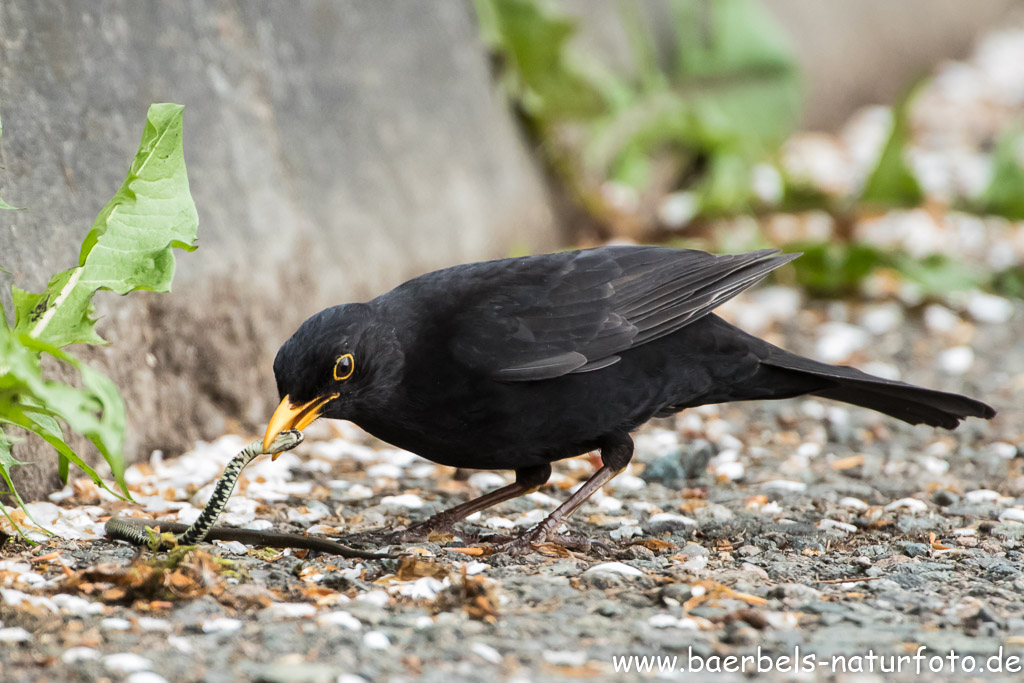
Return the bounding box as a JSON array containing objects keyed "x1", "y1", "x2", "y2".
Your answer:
[{"x1": 450, "y1": 246, "x2": 799, "y2": 381}]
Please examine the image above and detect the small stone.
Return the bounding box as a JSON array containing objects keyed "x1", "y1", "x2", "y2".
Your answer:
[
  {"x1": 818, "y1": 519, "x2": 857, "y2": 534},
  {"x1": 967, "y1": 292, "x2": 1013, "y2": 323},
  {"x1": 999, "y1": 508, "x2": 1024, "y2": 523},
  {"x1": 938, "y1": 346, "x2": 974, "y2": 375},
  {"x1": 923, "y1": 304, "x2": 960, "y2": 332},
  {"x1": 965, "y1": 489, "x2": 1004, "y2": 504},
  {"x1": 583, "y1": 562, "x2": 644, "y2": 577},
  {"x1": 471, "y1": 642, "x2": 503, "y2": 664},
  {"x1": 101, "y1": 617, "x2": 132, "y2": 631},
  {"x1": 261, "y1": 603, "x2": 318, "y2": 619},
  {"x1": 0, "y1": 627, "x2": 32, "y2": 643},
  {"x1": 838, "y1": 497, "x2": 869, "y2": 511},
  {"x1": 379, "y1": 494, "x2": 424, "y2": 510},
  {"x1": 104, "y1": 653, "x2": 153, "y2": 674},
  {"x1": 759, "y1": 480, "x2": 807, "y2": 493},
  {"x1": 317, "y1": 611, "x2": 362, "y2": 630},
  {"x1": 643, "y1": 513, "x2": 697, "y2": 535},
  {"x1": 884, "y1": 498, "x2": 928, "y2": 514},
  {"x1": 62, "y1": 647, "x2": 101, "y2": 663},
  {"x1": 363, "y1": 630, "x2": 391, "y2": 650},
  {"x1": 202, "y1": 618, "x2": 242, "y2": 634},
  {"x1": 767, "y1": 584, "x2": 821, "y2": 602},
  {"x1": 933, "y1": 490, "x2": 960, "y2": 506},
  {"x1": 897, "y1": 541, "x2": 931, "y2": 558}
]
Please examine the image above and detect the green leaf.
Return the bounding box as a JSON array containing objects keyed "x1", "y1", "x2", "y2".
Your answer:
[
  {"x1": 13, "y1": 103, "x2": 198, "y2": 348},
  {"x1": 978, "y1": 126, "x2": 1024, "y2": 220},
  {"x1": 860, "y1": 93, "x2": 924, "y2": 207},
  {"x1": 0, "y1": 425, "x2": 48, "y2": 532},
  {"x1": 670, "y1": 0, "x2": 802, "y2": 148},
  {"x1": 788, "y1": 242, "x2": 887, "y2": 297},
  {"x1": 474, "y1": 0, "x2": 604, "y2": 120},
  {"x1": 0, "y1": 326, "x2": 127, "y2": 499}
]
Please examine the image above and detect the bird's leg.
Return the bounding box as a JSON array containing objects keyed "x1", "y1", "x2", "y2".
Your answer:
[
  {"x1": 390, "y1": 464, "x2": 552, "y2": 541},
  {"x1": 494, "y1": 433, "x2": 633, "y2": 556}
]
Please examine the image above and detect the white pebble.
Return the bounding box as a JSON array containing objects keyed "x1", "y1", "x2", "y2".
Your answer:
[
  {"x1": 0, "y1": 627, "x2": 31, "y2": 643},
  {"x1": 714, "y1": 460, "x2": 744, "y2": 481},
  {"x1": 213, "y1": 540, "x2": 249, "y2": 555},
  {"x1": 52, "y1": 593, "x2": 104, "y2": 616},
  {"x1": 471, "y1": 642, "x2": 503, "y2": 664},
  {"x1": 168, "y1": 636, "x2": 193, "y2": 653},
  {"x1": 758, "y1": 480, "x2": 807, "y2": 493},
  {"x1": 815, "y1": 322, "x2": 869, "y2": 363},
  {"x1": 884, "y1": 498, "x2": 928, "y2": 513},
  {"x1": 647, "y1": 512, "x2": 697, "y2": 526},
  {"x1": 62, "y1": 647, "x2": 101, "y2": 663},
  {"x1": 101, "y1": 617, "x2": 132, "y2": 631},
  {"x1": 355, "y1": 590, "x2": 390, "y2": 607},
  {"x1": 613, "y1": 475, "x2": 646, "y2": 491},
  {"x1": 366, "y1": 463, "x2": 403, "y2": 479},
  {"x1": 468, "y1": 472, "x2": 507, "y2": 490},
  {"x1": 818, "y1": 519, "x2": 857, "y2": 533},
  {"x1": 610, "y1": 525, "x2": 643, "y2": 540},
  {"x1": 598, "y1": 497, "x2": 623, "y2": 512},
  {"x1": 953, "y1": 527, "x2": 977, "y2": 537},
  {"x1": 938, "y1": 346, "x2": 974, "y2": 375},
  {"x1": 801, "y1": 400, "x2": 827, "y2": 420},
  {"x1": 341, "y1": 484, "x2": 374, "y2": 500},
  {"x1": 363, "y1": 630, "x2": 391, "y2": 650},
  {"x1": 395, "y1": 577, "x2": 446, "y2": 600},
  {"x1": 967, "y1": 292, "x2": 1013, "y2": 323},
  {"x1": 999, "y1": 508, "x2": 1024, "y2": 523},
  {"x1": 317, "y1": 611, "x2": 362, "y2": 630},
  {"x1": 923, "y1": 304, "x2": 960, "y2": 332},
  {"x1": 126, "y1": 673, "x2": 169, "y2": 683},
  {"x1": 485, "y1": 516, "x2": 515, "y2": 530},
  {"x1": 964, "y1": 489, "x2": 1004, "y2": 504},
  {"x1": 261, "y1": 603, "x2": 317, "y2": 619},
  {"x1": 137, "y1": 617, "x2": 172, "y2": 632},
  {"x1": 201, "y1": 618, "x2": 242, "y2": 634},
  {"x1": 838, "y1": 497, "x2": 869, "y2": 511},
  {"x1": 583, "y1": 562, "x2": 644, "y2": 577},
  {"x1": 648, "y1": 614, "x2": 699, "y2": 629},
  {"x1": 989, "y1": 442, "x2": 1018, "y2": 459},
  {"x1": 526, "y1": 491, "x2": 562, "y2": 507},
  {"x1": 104, "y1": 653, "x2": 153, "y2": 673},
  {"x1": 380, "y1": 494, "x2": 424, "y2": 510},
  {"x1": 859, "y1": 303, "x2": 903, "y2": 335}
]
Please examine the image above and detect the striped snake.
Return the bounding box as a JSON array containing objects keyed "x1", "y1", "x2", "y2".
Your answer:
[{"x1": 104, "y1": 429, "x2": 392, "y2": 559}]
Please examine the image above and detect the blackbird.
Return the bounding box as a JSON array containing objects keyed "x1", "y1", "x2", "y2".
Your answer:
[{"x1": 264, "y1": 246, "x2": 995, "y2": 553}]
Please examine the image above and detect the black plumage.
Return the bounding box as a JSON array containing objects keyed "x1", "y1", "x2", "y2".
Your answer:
[{"x1": 266, "y1": 246, "x2": 995, "y2": 553}]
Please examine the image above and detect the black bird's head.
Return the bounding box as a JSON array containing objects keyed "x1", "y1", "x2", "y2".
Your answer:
[{"x1": 263, "y1": 303, "x2": 396, "y2": 453}]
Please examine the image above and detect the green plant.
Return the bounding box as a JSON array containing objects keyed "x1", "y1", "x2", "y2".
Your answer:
[
  {"x1": 474, "y1": 0, "x2": 801, "y2": 226},
  {"x1": 0, "y1": 103, "x2": 198, "y2": 534}
]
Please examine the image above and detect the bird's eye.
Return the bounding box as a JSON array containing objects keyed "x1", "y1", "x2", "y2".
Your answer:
[{"x1": 333, "y1": 353, "x2": 355, "y2": 381}]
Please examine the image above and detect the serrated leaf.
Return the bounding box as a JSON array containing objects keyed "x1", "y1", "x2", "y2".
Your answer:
[{"x1": 13, "y1": 103, "x2": 198, "y2": 348}]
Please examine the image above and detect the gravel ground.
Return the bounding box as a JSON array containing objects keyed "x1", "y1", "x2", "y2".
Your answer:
[{"x1": 1, "y1": 289, "x2": 1022, "y2": 683}]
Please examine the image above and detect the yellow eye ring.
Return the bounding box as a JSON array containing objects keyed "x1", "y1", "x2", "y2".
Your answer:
[{"x1": 333, "y1": 353, "x2": 355, "y2": 381}]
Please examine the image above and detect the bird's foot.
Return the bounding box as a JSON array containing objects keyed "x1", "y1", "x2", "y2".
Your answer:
[
  {"x1": 380, "y1": 515, "x2": 458, "y2": 544},
  {"x1": 489, "y1": 526, "x2": 601, "y2": 557}
]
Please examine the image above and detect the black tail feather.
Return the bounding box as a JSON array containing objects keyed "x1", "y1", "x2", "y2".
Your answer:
[{"x1": 761, "y1": 350, "x2": 996, "y2": 429}]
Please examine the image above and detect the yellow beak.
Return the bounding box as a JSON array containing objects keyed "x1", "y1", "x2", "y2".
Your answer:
[{"x1": 263, "y1": 394, "x2": 338, "y2": 455}]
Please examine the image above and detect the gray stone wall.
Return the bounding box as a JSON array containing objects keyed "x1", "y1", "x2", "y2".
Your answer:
[{"x1": 0, "y1": 1, "x2": 558, "y2": 498}]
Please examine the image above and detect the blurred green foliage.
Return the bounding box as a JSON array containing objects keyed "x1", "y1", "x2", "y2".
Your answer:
[
  {"x1": 474, "y1": 0, "x2": 800, "y2": 220},
  {"x1": 476, "y1": 0, "x2": 1024, "y2": 301}
]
